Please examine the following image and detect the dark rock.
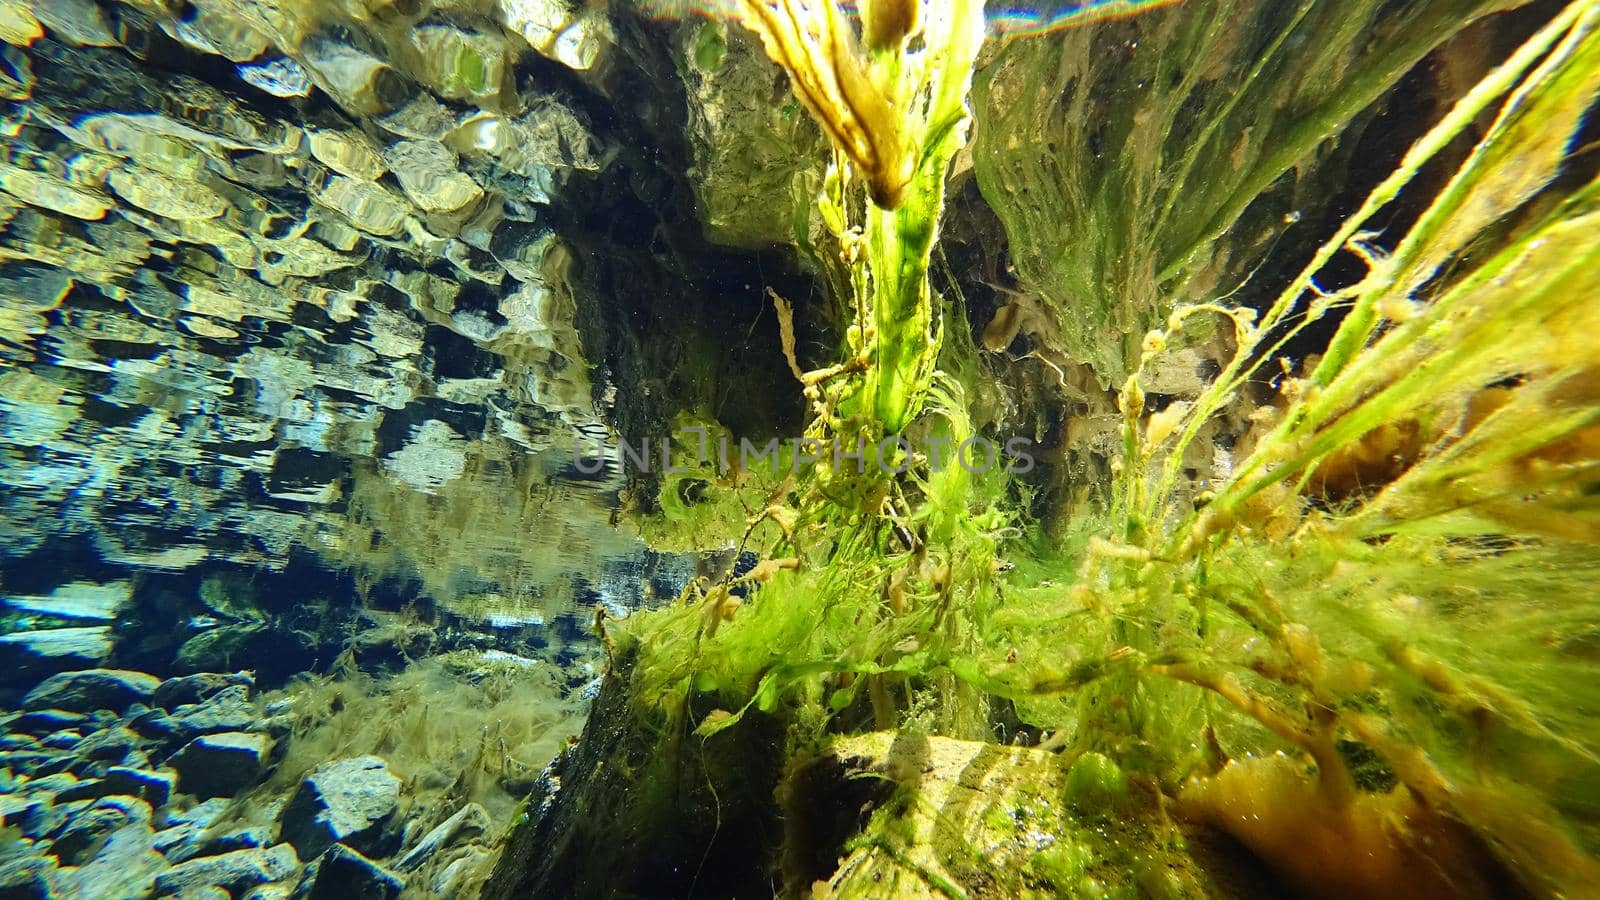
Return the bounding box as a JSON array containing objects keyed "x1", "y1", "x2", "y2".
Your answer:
[
  {"x1": 22, "y1": 670, "x2": 160, "y2": 714},
  {"x1": 101, "y1": 767, "x2": 175, "y2": 808},
  {"x1": 7, "y1": 710, "x2": 88, "y2": 736},
  {"x1": 169, "y1": 732, "x2": 273, "y2": 799},
  {"x1": 57, "y1": 822, "x2": 167, "y2": 900},
  {"x1": 153, "y1": 673, "x2": 255, "y2": 709},
  {"x1": 152, "y1": 844, "x2": 299, "y2": 896},
  {"x1": 171, "y1": 625, "x2": 325, "y2": 689},
  {"x1": 53, "y1": 777, "x2": 114, "y2": 803},
  {"x1": 300, "y1": 844, "x2": 403, "y2": 900},
  {"x1": 127, "y1": 708, "x2": 180, "y2": 744},
  {"x1": 0, "y1": 752, "x2": 63, "y2": 776},
  {"x1": 73, "y1": 725, "x2": 141, "y2": 762},
  {"x1": 50, "y1": 795, "x2": 152, "y2": 865},
  {"x1": 277, "y1": 756, "x2": 400, "y2": 861},
  {"x1": 482, "y1": 652, "x2": 787, "y2": 900}
]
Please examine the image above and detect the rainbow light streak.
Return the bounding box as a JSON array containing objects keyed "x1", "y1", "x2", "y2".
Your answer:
[{"x1": 633, "y1": 0, "x2": 1183, "y2": 38}]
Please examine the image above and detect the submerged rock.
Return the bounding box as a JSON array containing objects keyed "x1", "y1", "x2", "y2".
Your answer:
[
  {"x1": 299, "y1": 844, "x2": 404, "y2": 900},
  {"x1": 101, "y1": 766, "x2": 176, "y2": 808},
  {"x1": 0, "y1": 627, "x2": 113, "y2": 679},
  {"x1": 277, "y1": 756, "x2": 401, "y2": 861},
  {"x1": 0, "y1": 853, "x2": 57, "y2": 900},
  {"x1": 1, "y1": 581, "x2": 129, "y2": 622},
  {"x1": 7, "y1": 709, "x2": 89, "y2": 735},
  {"x1": 73, "y1": 724, "x2": 141, "y2": 763},
  {"x1": 169, "y1": 732, "x2": 274, "y2": 799},
  {"x1": 164, "y1": 684, "x2": 258, "y2": 743},
  {"x1": 153, "y1": 844, "x2": 300, "y2": 896},
  {"x1": 153, "y1": 672, "x2": 255, "y2": 709},
  {"x1": 51, "y1": 795, "x2": 153, "y2": 865},
  {"x1": 393, "y1": 802, "x2": 489, "y2": 873},
  {"x1": 0, "y1": 795, "x2": 56, "y2": 840},
  {"x1": 22, "y1": 669, "x2": 160, "y2": 714}
]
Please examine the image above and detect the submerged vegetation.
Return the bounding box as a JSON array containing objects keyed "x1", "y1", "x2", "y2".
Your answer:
[{"x1": 497, "y1": 0, "x2": 1600, "y2": 896}]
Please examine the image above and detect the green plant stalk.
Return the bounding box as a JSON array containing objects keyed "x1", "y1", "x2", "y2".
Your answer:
[{"x1": 855, "y1": 0, "x2": 985, "y2": 434}]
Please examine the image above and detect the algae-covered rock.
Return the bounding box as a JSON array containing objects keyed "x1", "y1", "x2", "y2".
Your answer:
[
  {"x1": 786, "y1": 733, "x2": 1274, "y2": 899},
  {"x1": 483, "y1": 648, "x2": 785, "y2": 899},
  {"x1": 676, "y1": 19, "x2": 821, "y2": 249},
  {"x1": 970, "y1": 0, "x2": 1522, "y2": 384}
]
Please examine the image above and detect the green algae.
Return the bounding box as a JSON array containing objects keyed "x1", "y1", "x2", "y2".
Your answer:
[{"x1": 497, "y1": 1, "x2": 1600, "y2": 895}]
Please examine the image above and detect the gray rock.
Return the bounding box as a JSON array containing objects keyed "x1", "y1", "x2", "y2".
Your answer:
[
  {"x1": 22, "y1": 669, "x2": 160, "y2": 714},
  {"x1": 51, "y1": 795, "x2": 153, "y2": 864},
  {"x1": 240, "y1": 883, "x2": 294, "y2": 900},
  {"x1": 0, "y1": 627, "x2": 112, "y2": 679},
  {"x1": 39, "y1": 731, "x2": 78, "y2": 751},
  {"x1": 0, "y1": 746, "x2": 60, "y2": 775},
  {"x1": 0, "y1": 853, "x2": 56, "y2": 900},
  {"x1": 22, "y1": 771, "x2": 79, "y2": 795},
  {"x1": 300, "y1": 844, "x2": 403, "y2": 900},
  {"x1": 167, "y1": 798, "x2": 231, "y2": 829},
  {"x1": 277, "y1": 756, "x2": 399, "y2": 861},
  {"x1": 238, "y1": 57, "x2": 313, "y2": 99},
  {"x1": 0, "y1": 795, "x2": 55, "y2": 840},
  {"x1": 0, "y1": 752, "x2": 67, "y2": 777},
  {"x1": 133, "y1": 687, "x2": 258, "y2": 750},
  {"x1": 127, "y1": 707, "x2": 178, "y2": 743},
  {"x1": 153, "y1": 672, "x2": 254, "y2": 709},
  {"x1": 1, "y1": 582, "x2": 129, "y2": 622},
  {"x1": 153, "y1": 823, "x2": 202, "y2": 859},
  {"x1": 32, "y1": 0, "x2": 118, "y2": 47},
  {"x1": 166, "y1": 686, "x2": 257, "y2": 742},
  {"x1": 204, "y1": 824, "x2": 273, "y2": 856},
  {"x1": 74, "y1": 725, "x2": 141, "y2": 762},
  {"x1": 57, "y1": 822, "x2": 167, "y2": 900},
  {"x1": 152, "y1": 844, "x2": 299, "y2": 896},
  {"x1": 261, "y1": 715, "x2": 294, "y2": 741},
  {"x1": 169, "y1": 732, "x2": 273, "y2": 799},
  {"x1": 7, "y1": 710, "x2": 88, "y2": 736},
  {"x1": 100, "y1": 767, "x2": 175, "y2": 808},
  {"x1": 170, "y1": 886, "x2": 231, "y2": 900}
]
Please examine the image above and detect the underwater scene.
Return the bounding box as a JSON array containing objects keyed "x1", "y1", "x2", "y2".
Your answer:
[{"x1": 1, "y1": 0, "x2": 1598, "y2": 896}]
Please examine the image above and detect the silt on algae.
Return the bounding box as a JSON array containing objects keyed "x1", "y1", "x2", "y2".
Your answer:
[{"x1": 484, "y1": 1, "x2": 1600, "y2": 897}]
